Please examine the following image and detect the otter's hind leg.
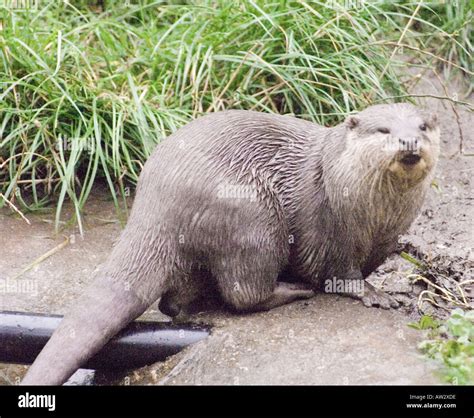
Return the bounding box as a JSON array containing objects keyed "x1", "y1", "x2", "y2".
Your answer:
[
  {"x1": 212, "y1": 251, "x2": 314, "y2": 313},
  {"x1": 254, "y1": 281, "x2": 314, "y2": 311}
]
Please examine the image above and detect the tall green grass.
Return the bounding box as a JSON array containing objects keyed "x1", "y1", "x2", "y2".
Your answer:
[
  {"x1": 390, "y1": 0, "x2": 472, "y2": 86},
  {"x1": 0, "y1": 0, "x2": 471, "y2": 231}
]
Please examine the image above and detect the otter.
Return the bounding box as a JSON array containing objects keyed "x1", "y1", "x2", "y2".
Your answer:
[{"x1": 21, "y1": 103, "x2": 440, "y2": 385}]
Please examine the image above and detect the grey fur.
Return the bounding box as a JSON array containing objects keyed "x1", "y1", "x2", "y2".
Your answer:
[{"x1": 22, "y1": 103, "x2": 439, "y2": 385}]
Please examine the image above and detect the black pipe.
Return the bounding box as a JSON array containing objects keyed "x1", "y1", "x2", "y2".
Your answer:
[{"x1": 0, "y1": 311, "x2": 209, "y2": 370}]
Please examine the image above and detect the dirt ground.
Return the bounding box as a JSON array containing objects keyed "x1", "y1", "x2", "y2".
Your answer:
[{"x1": 0, "y1": 69, "x2": 472, "y2": 385}]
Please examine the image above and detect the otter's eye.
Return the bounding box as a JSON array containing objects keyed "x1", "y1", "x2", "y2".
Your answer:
[
  {"x1": 419, "y1": 123, "x2": 427, "y2": 131},
  {"x1": 377, "y1": 128, "x2": 390, "y2": 134}
]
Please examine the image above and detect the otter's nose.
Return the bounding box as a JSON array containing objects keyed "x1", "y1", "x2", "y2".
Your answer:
[{"x1": 399, "y1": 137, "x2": 420, "y2": 153}]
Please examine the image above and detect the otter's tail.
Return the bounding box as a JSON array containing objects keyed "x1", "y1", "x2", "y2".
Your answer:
[{"x1": 20, "y1": 273, "x2": 159, "y2": 385}]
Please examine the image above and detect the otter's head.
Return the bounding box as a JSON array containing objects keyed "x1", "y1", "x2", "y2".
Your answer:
[{"x1": 344, "y1": 103, "x2": 440, "y2": 188}]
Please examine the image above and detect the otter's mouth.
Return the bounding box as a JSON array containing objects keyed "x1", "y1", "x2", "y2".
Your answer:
[{"x1": 400, "y1": 153, "x2": 421, "y2": 166}]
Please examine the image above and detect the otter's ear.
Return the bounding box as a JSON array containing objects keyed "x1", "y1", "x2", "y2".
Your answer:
[{"x1": 345, "y1": 115, "x2": 360, "y2": 130}]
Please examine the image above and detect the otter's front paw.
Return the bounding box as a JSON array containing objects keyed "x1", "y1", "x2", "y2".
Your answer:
[{"x1": 358, "y1": 282, "x2": 400, "y2": 309}]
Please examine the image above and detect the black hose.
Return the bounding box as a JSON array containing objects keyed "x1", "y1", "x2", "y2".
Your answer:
[{"x1": 0, "y1": 311, "x2": 209, "y2": 370}]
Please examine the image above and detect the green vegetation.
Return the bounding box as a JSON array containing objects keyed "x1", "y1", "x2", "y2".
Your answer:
[
  {"x1": 0, "y1": 0, "x2": 472, "y2": 230},
  {"x1": 409, "y1": 309, "x2": 474, "y2": 385},
  {"x1": 413, "y1": 0, "x2": 473, "y2": 82}
]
